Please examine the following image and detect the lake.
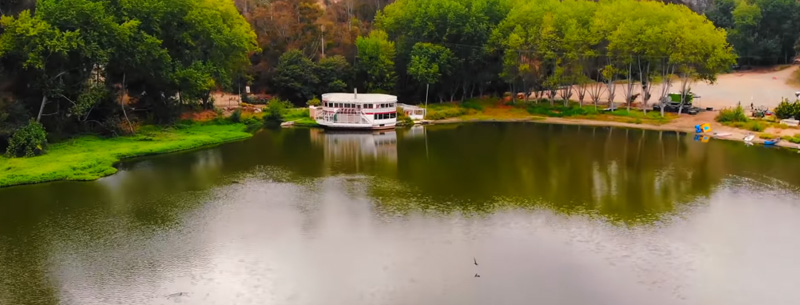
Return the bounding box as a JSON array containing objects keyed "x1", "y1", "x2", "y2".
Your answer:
[{"x1": 1, "y1": 123, "x2": 800, "y2": 305}]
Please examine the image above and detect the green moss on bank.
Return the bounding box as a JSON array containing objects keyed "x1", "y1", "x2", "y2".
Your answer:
[{"x1": 0, "y1": 123, "x2": 253, "y2": 187}]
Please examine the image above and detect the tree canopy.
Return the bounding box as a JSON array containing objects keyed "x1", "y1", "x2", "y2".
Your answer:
[
  {"x1": 0, "y1": 0, "x2": 258, "y2": 139},
  {"x1": 706, "y1": 0, "x2": 800, "y2": 65}
]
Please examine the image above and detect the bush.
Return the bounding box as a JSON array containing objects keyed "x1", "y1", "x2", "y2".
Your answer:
[
  {"x1": 229, "y1": 109, "x2": 242, "y2": 123},
  {"x1": 774, "y1": 98, "x2": 800, "y2": 120},
  {"x1": 526, "y1": 103, "x2": 588, "y2": 117},
  {"x1": 283, "y1": 108, "x2": 309, "y2": 120},
  {"x1": 743, "y1": 120, "x2": 766, "y2": 132},
  {"x1": 782, "y1": 135, "x2": 800, "y2": 144},
  {"x1": 759, "y1": 133, "x2": 777, "y2": 139},
  {"x1": 716, "y1": 104, "x2": 748, "y2": 123},
  {"x1": 263, "y1": 98, "x2": 290, "y2": 127},
  {"x1": 306, "y1": 97, "x2": 321, "y2": 107},
  {"x1": 461, "y1": 99, "x2": 485, "y2": 111},
  {"x1": 5, "y1": 120, "x2": 48, "y2": 158},
  {"x1": 396, "y1": 107, "x2": 414, "y2": 125},
  {"x1": 426, "y1": 107, "x2": 468, "y2": 120}
]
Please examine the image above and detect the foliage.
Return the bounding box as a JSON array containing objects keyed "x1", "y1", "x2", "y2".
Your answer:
[
  {"x1": 229, "y1": 109, "x2": 242, "y2": 123},
  {"x1": 424, "y1": 105, "x2": 471, "y2": 120},
  {"x1": 407, "y1": 42, "x2": 455, "y2": 86},
  {"x1": 706, "y1": 0, "x2": 800, "y2": 65},
  {"x1": 272, "y1": 51, "x2": 351, "y2": 103},
  {"x1": 0, "y1": 122, "x2": 252, "y2": 187},
  {"x1": 527, "y1": 103, "x2": 596, "y2": 118},
  {"x1": 272, "y1": 50, "x2": 319, "y2": 103},
  {"x1": 375, "y1": 0, "x2": 734, "y2": 109},
  {"x1": 356, "y1": 30, "x2": 396, "y2": 92},
  {"x1": 461, "y1": 99, "x2": 486, "y2": 111},
  {"x1": 782, "y1": 134, "x2": 800, "y2": 144},
  {"x1": 306, "y1": 97, "x2": 321, "y2": 107},
  {"x1": 396, "y1": 107, "x2": 414, "y2": 125},
  {"x1": 743, "y1": 120, "x2": 767, "y2": 132},
  {"x1": 0, "y1": 0, "x2": 259, "y2": 129},
  {"x1": 759, "y1": 133, "x2": 777, "y2": 139},
  {"x1": 715, "y1": 105, "x2": 749, "y2": 122},
  {"x1": 0, "y1": 98, "x2": 28, "y2": 151},
  {"x1": 263, "y1": 98, "x2": 290, "y2": 127},
  {"x1": 5, "y1": 119, "x2": 47, "y2": 157},
  {"x1": 774, "y1": 98, "x2": 800, "y2": 120},
  {"x1": 316, "y1": 55, "x2": 350, "y2": 93}
]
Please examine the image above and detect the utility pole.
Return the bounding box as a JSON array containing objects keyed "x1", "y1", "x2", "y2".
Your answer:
[
  {"x1": 321, "y1": 25, "x2": 325, "y2": 58},
  {"x1": 425, "y1": 83, "x2": 429, "y2": 119}
]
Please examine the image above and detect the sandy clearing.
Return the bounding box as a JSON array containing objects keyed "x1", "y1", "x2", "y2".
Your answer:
[{"x1": 563, "y1": 65, "x2": 800, "y2": 110}]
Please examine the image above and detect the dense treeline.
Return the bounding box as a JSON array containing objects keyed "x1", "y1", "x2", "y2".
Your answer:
[
  {"x1": 0, "y1": 0, "x2": 257, "y2": 155},
  {"x1": 263, "y1": 0, "x2": 734, "y2": 111},
  {"x1": 705, "y1": 0, "x2": 800, "y2": 65},
  {"x1": 0, "y1": 0, "x2": 739, "y2": 157}
]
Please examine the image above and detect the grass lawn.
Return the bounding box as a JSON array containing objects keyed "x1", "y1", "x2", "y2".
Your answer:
[
  {"x1": 283, "y1": 108, "x2": 320, "y2": 127},
  {"x1": 423, "y1": 98, "x2": 675, "y2": 125},
  {"x1": 0, "y1": 122, "x2": 252, "y2": 187}
]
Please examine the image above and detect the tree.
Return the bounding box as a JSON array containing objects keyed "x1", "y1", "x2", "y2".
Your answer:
[
  {"x1": 272, "y1": 50, "x2": 319, "y2": 103},
  {"x1": 355, "y1": 30, "x2": 396, "y2": 92},
  {"x1": 407, "y1": 42, "x2": 454, "y2": 105},
  {"x1": 0, "y1": 0, "x2": 259, "y2": 130},
  {"x1": 316, "y1": 55, "x2": 351, "y2": 94}
]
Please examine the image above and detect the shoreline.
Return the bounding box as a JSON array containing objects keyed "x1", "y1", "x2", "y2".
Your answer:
[
  {"x1": 432, "y1": 115, "x2": 800, "y2": 149},
  {"x1": 0, "y1": 123, "x2": 254, "y2": 188},
  {"x1": 3, "y1": 114, "x2": 797, "y2": 188}
]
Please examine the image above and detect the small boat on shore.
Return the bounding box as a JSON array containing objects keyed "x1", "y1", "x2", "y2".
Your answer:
[
  {"x1": 764, "y1": 138, "x2": 781, "y2": 146},
  {"x1": 743, "y1": 134, "x2": 755, "y2": 142}
]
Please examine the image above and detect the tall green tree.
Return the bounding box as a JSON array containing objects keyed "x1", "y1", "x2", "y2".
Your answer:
[
  {"x1": 355, "y1": 30, "x2": 396, "y2": 93},
  {"x1": 272, "y1": 50, "x2": 319, "y2": 103},
  {"x1": 316, "y1": 55, "x2": 351, "y2": 94},
  {"x1": 407, "y1": 42, "x2": 454, "y2": 104}
]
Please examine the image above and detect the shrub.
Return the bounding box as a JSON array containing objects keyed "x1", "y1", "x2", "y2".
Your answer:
[
  {"x1": 782, "y1": 135, "x2": 800, "y2": 144},
  {"x1": 5, "y1": 120, "x2": 48, "y2": 158},
  {"x1": 229, "y1": 109, "x2": 242, "y2": 123},
  {"x1": 426, "y1": 107, "x2": 468, "y2": 120},
  {"x1": 526, "y1": 104, "x2": 588, "y2": 117},
  {"x1": 715, "y1": 104, "x2": 748, "y2": 123},
  {"x1": 283, "y1": 108, "x2": 309, "y2": 120},
  {"x1": 461, "y1": 99, "x2": 485, "y2": 111},
  {"x1": 743, "y1": 120, "x2": 766, "y2": 132},
  {"x1": 396, "y1": 107, "x2": 415, "y2": 125},
  {"x1": 306, "y1": 97, "x2": 321, "y2": 107},
  {"x1": 773, "y1": 98, "x2": 800, "y2": 120},
  {"x1": 263, "y1": 98, "x2": 289, "y2": 127},
  {"x1": 759, "y1": 133, "x2": 777, "y2": 139}
]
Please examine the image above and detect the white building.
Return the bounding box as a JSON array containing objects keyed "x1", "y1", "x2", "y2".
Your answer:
[
  {"x1": 315, "y1": 91, "x2": 398, "y2": 129},
  {"x1": 398, "y1": 103, "x2": 426, "y2": 121}
]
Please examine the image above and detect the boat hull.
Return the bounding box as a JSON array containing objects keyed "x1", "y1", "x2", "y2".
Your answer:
[{"x1": 316, "y1": 121, "x2": 396, "y2": 130}]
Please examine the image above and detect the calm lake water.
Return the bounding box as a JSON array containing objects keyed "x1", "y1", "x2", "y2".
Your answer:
[{"x1": 2, "y1": 123, "x2": 800, "y2": 305}]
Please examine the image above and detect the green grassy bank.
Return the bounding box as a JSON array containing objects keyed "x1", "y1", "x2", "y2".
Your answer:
[
  {"x1": 0, "y1": 122, "x2": 253, "y2": 188},
  {"x1": 425, "y1": 98, "x2": 675, "y2": 125}
]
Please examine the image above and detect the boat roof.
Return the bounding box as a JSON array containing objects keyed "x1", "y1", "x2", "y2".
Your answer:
[{"x1": 322, "y1": 93, "x2": 397, "y2": 104}]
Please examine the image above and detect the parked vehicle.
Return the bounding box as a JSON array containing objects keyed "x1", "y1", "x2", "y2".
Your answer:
[{"x1": 652, "y1": 93, "x2": 701, "y2": 115}]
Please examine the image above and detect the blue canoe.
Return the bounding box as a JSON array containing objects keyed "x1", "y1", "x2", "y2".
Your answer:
[{"x1": 764, "y1": 138, "x2": 781, "y2": 146}]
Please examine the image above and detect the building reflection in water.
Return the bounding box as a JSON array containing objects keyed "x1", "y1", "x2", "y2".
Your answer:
[{"x1": 310, "y1": 129, "x2": 398, "y2": 175}]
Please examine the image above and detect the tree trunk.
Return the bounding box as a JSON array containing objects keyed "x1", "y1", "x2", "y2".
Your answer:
[
  {"x1": 121, "y1": 73, "x2": 135, "y2": 134},
  {"x1": 36, "y1": 95, "x2": 48, "y2": 122}
]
